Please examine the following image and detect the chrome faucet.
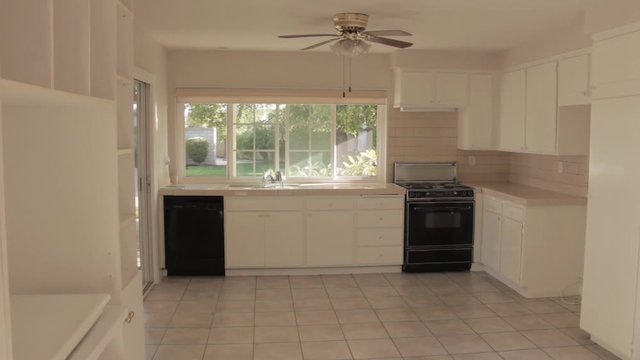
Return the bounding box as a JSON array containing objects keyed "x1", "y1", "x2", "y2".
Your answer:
[{"x1": 262, "y1": 170, "x2": 283, "y2": 187}]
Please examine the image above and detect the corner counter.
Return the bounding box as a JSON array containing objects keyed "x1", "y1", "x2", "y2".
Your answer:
[{"x1": 464, "y1": 182, "x2": 586, "y2": 206}]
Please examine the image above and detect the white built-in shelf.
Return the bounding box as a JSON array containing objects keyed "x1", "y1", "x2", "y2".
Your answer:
[
  {"x1": 117, "y1": 148, "x2": 134, "y2": 156},
  {"x1": 116, "y1": 4, "x2": 133, "y2": 79},
  {"x1": 120, "y1": 213, "x2": 137, "y2": 228},
  {"x1": 117, "y1": 0, "x2": 133, "y2": 14},
  {"x1": 118, "y1": 152, "x2": 136, "y2": 216},
  {"x1": 90, "y1": 0, "x2": 117, "y2": 100},
  {"x1": 119, "y1": 217, "x2": 138, "y2": 288},
  {"x1": 11, "y1": 294, "x2": 110, "y2": 360},
  {"x1": 0, "y1": 79, "x2": 113, "y2": 109},
  {"x1": 67, "y1": 305, "x2": 126, "y2": 360},
  {"x1": 53, "y1": 0, "x2": 91, "y2": 96}
]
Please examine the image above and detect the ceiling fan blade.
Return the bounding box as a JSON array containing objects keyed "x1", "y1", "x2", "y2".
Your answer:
[
  {"x1": 365, "y1": 35, "x2": 413, "y2": 48},
  {"x1": 301, "y1": 37, "x2": 340, "y2": 50},
  {"x1": 362, "y1": 30, "x2": 412, "y2": 36},
  {"x1": 278, "y1": 34, "x2": 340, "y2": 38}
]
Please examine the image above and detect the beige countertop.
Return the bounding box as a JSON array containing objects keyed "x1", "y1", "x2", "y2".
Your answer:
[
  {"x1": 463, "y1": 181, "x2": 587, "y2": 206},
  {"x1": 160, "y1": 183, "x2": 406, "y2": 197}
]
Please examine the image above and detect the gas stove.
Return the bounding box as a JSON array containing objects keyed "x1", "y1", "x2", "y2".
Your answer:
[{"x1": 394, "y1": 162, "x2": 475, "y2": 272}]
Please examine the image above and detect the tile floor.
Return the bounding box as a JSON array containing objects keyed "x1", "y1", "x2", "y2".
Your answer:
[{"x1": 144, "y1": 271, "x2": 620, "y2": 360}]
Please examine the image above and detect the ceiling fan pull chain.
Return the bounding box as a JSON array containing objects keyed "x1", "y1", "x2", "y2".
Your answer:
[
  {"x1": 349, "y1": 56, "x2": 352, "y2": 93},
  {"x1": 342, "y1": 55, "x2": 346, "y2": 98}
]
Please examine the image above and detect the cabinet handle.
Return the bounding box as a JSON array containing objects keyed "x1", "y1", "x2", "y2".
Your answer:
[{"x1": 125, "y1": 311, "x2": 135, "y2": 324}]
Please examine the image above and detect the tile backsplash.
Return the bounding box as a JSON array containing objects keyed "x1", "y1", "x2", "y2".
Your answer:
[
  {"x1": 385, "y1": 109, "x2": 588, "y2": 197},
  {"x1": 457, "y1": 150, "x2": 588, "y2": 197}
]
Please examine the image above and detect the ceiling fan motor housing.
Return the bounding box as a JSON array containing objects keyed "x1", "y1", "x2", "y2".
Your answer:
[{"x1": 333, "y1": 13, "x2": 369, "y2": 33}]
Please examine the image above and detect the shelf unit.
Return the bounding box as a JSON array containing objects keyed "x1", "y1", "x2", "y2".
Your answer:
[{"x1": 0, "y1": 0, "x2": 143, "y2": 358}]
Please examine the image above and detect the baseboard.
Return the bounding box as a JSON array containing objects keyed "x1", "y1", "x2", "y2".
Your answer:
[{"x1": 225, "y1": 265, "x2": 402, "y2": 276}]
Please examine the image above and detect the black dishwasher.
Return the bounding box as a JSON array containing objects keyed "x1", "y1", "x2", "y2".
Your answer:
[{"x1": 164, "y1": 196, "x2": 225, "y2": 276}]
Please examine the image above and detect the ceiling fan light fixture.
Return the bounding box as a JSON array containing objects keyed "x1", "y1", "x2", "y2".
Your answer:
[{"x1": 330, "y1": 39, "x2": 370, "y2": 57}]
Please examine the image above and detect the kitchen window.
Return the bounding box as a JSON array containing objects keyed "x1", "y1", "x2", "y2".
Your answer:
[{"x1": 177, "y1": 93, "x2": 386, "y2": 182}]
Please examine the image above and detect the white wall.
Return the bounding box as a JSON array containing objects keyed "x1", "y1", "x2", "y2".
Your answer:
[
  {"x1": 134, "y1": 25, "x2": 170, "y2": 283},
  {"x1": 499, "y1": 16, "x2": 592, "y2": 68},
  {"x1": 584, "y1": 0, "x2": 640, "y2": 35}
]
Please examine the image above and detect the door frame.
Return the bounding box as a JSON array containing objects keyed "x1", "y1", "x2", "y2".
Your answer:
[{"x1": 133, "y1": 67, "x2": 161, "y2": 288}]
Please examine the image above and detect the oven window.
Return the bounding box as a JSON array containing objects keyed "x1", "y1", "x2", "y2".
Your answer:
[
  {"x1": 407, "y1": 202, "x2": 474, "y2": 247},
  {"x1": 425, "y1": 212, "x2": 462, "y2": 228}
]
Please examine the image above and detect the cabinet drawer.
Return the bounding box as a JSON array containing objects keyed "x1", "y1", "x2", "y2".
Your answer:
[
  {"x1": 503, "y1": 203, "x2": 525, "y2": 222},
  {"x1": 226, "y1": 197, "x2": 302, "y2": 211},
  {"x1": 356, "y1": 246, "x2": 402, "y2": 265},
  {"x1": 484, "y1": 196, "x2": 502, "y2": 213},
  {"x1": 307, "y1": 198, "x2": 354, "y2": 210},
  {"x1": 357, "y1": 196, "x2": 404, "y2": 210},
  {"x1": 357, "y1": 210, "x2": 403, "y2": 228},
  {"x1": 357, "y1": 228, "x2": 403, "y2": 246}
]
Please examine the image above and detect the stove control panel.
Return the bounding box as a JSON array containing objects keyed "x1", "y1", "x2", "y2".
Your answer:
[{"x1": 407, "y1": 189, "x2": 474, "y2": 199}]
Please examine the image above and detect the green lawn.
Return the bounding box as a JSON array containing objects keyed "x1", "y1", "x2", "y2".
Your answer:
[{"x1": 186, "y1": 162, "x2": 271, "y2": 177}]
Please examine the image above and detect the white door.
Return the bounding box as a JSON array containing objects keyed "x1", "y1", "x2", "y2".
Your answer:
[
  {"x1": 500, "y1": 217, "x2": 523, "y2": 284},
  {"x1": 499, "y1": 70, "x2": 526, "y2": 151},
  {"x1": 526, "y1": 62, "x2": 558, "y2": 154},
  {"x1": 225, "y1": 212, "x2": 265, "y2": 267},
  {"x1": 481, "y1": 210, "x2": 501, "y2": 272},
  {"x1": 265, "y1": 212, "x2": 304, "y2": 267},
  {"x1": 306, "y1": 211, "x2": 354, "y2": 266},
  {"x1": 133, "y1": 80, "x2": 153, "y2": 292}
]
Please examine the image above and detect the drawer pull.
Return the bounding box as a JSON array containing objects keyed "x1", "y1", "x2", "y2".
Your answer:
[{"x1": 125, "y1": 311, "x2": 135, "y2": 324}]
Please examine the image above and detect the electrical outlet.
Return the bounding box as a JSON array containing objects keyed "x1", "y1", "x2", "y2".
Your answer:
[
  {"x1": 468, "y1": 156, "x2": 476, "y2": 166},
  {"x1": 557, "y1": 161, "x2": 564, "y2": 173}
]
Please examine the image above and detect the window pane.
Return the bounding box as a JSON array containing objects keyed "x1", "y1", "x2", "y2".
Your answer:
[
  {"x1": 287, "y1": 104, "x2": 331, "y2": 177},
  {"x1": 336, "y1": 105, "x2": 377, "y2": 177},
  {"x1": 234, "y1": 125, "x2": 254, "y2": 151},
  {"x1": 184, "y1": 103, "x2": 228, "y2": 177},
  {"x1": 254, "y1": 125, "x2": 275, "y2": 150}
]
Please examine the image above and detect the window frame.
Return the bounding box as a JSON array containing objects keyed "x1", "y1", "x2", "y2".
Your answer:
[{"x1": 175, "y1": 90, "x2": 387, "y2": 184}]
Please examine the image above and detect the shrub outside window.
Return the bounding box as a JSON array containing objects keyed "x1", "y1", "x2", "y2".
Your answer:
[{"x1": 182, "y1": 101, "x2": 383, "y2": 181}]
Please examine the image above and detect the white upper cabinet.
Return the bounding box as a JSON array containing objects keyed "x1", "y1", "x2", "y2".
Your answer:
[
  {"x1": 498, "y1": 69, "x2": 526, "y2": 152},
  {"x1": 458, "y1": 74, "x2": 495, "y2": 150},
  {"x1": 394, "y1": 70, "x2": 468, "y2": 109},
  {"x1": 497, "y1": 56, "x2": 590, "y2": 156},
  {"x1": 436, "y1": 73, "x2": 468, "y2": 106},
  {"x1": 525, "y1": 62, "x2": 558, "y2": 154},
  {"x1": 591, "y1": 26, "x2": 640, "y2": 99},
  {"x1": 558, "y1": 54, "x2": 590, "y2": 105}
]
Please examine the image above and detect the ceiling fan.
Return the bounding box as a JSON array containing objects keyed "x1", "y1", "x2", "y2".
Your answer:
[{"x1": 278, "y1": 13, "x2": 413, "y2": 53}]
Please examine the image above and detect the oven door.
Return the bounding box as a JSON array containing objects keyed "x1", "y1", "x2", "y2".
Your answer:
[{"x1": 406, "y1": 201, "x2": 474, "y2": 248}]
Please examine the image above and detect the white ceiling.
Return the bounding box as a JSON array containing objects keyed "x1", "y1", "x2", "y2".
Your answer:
[{"x1": 134, "y1": 0, "x2": 590, "y2": 53}]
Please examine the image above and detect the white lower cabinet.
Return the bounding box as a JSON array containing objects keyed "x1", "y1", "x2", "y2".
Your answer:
[
  {"x1": 306, "y1": 211, "x2": 354, "y2": 266},
  {"x1": 226, "y1": 210, "x2": 304, "y2": 268},
  {"x1": 480, "y1": 193, "x2": 586, "y2": 298},
  {"x1": 355, "y1": 197, "x2": 404, "y2": 265},
  {"x1": 225, "y1": 195, "x2": 403, "y2": 269}
]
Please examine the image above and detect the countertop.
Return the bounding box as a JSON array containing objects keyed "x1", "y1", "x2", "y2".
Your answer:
[
  {"x1": 160, "y1": 183, "x2": 406, "y2": 197},
  {"x1": 463, "y1": 182, "x2": 587, "y2": 206}
]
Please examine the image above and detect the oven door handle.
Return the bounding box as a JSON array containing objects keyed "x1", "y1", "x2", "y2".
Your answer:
[{"x1": 411, "y1": 206, "x2": 473, "y2": 212}]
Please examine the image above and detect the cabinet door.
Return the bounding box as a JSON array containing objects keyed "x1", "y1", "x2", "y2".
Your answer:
[
  {"x1": 398, "y1": 72, "x2": 436, "y2": 107},
  {"x1": 558, "y1": 54, "x2": 590, "y2": 106},
  {"x1": 591, "y1": 29, "x2": 640, "y2": 98},
  {"x1": 122, "y1": 272, "x2": 144, "y2": 360},
  {"x1": 500, "y1": 217, "x2": 523, "y2": 284},
  {"x1": 306, "y1": 211, "x2": 354, "y2": 266},
  {"x1": 481, "y1": 209, "x2": 501, "y2": 272},
  {"x1": 225, "y1": 212, "x2": 265, "y2": 267},
  {"x1": 437, "y1": 73, "x2": 468, "y2": 106},
  {"x1": 499, "y1": 70, "x2": 526, "y2": 151},
  {"x1": 458, "y1": 74, "x2": 494, "y2": 150},
  {"x1": 265, "y1": 212, "x2": 304, "y2": 267},
  {"x1": 526, "y1": 62, "x2": 558, "y2": 154}
]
